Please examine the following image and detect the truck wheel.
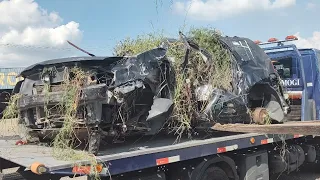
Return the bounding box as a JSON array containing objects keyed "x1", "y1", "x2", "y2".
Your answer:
[{"x1": 200, "y1": 166, "x2": 229, "y2": 180}]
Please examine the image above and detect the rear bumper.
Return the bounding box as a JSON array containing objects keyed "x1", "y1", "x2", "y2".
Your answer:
[{"x1": 17, "y1": 84, "x2": 107, "y2": 110}]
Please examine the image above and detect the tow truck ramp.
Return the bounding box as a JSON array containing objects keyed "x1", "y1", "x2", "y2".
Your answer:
[
  {"x1": 0, "y1": 132, "x2": 305, "y2": 179},
  {"x1": 212, "y1": 121, "x2": 320, "y2": 135}
]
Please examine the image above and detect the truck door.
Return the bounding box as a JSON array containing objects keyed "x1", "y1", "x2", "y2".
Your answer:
[{"x1": 300, "y1": 54, "x2": 315, "y2": 100}]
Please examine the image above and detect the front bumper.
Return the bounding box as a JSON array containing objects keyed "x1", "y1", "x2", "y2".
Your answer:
[{"x1": 17, "y1": 84, "x2": 108, "y2": 110}]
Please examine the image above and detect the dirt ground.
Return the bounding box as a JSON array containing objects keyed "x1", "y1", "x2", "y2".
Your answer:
[{"x1": 0, "y1": 118, "x2": 28, "y2": 138}]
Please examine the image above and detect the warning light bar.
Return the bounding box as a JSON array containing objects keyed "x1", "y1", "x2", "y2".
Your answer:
[
  {"x1": 254, "y1": 35, "x2": 298, "y2": 46},
  {"x1": 268, "y1": 38, "x2": 279, "y2": 42},
  {"x1": 285, "y1": 35, "x2": 298, "y2": 41},
  {"x1": 254, "y1": 40, "x2": 262, "y2": 44}
]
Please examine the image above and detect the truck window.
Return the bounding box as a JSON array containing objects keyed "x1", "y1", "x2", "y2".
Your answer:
[{"x1": 272, "y1": 57, "x2": 296, "y2": 79}]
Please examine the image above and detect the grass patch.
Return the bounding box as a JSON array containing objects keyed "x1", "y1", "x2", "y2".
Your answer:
[
  {"x1": 51, "y1": 67, "x2": 87, "y2": 159},
  {"x1": 1, "y1": 93, "x2": 21, "y2": 120},
  {"x1": 51, "y1": 67, "x2": 103, "y2": 179},
  {"x1": 0, "y1": 94, "x2": 29, "y2": 139}
]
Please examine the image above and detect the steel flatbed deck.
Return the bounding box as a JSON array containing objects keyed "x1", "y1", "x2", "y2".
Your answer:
[{"x1": 0, "y1": 132, "x2": 305, "y2": 177}]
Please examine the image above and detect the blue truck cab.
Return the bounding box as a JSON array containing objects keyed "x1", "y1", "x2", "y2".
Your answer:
[{"x1": 255, "y1": 36, "x2": 319, "y2": 121}]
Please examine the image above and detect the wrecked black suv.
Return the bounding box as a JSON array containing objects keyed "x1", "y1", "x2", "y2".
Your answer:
[{"x1": 13, "y1": 33, "x2": 291, "y2": 154}]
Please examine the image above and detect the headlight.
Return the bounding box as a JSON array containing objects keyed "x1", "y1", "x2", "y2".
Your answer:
[{"x1": 42, "y1": 74, "x2": 50, "y2": 83}]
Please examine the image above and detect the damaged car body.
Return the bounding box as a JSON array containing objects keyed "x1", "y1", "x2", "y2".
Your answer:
[
  {"x1": 199, "y1": 35, "x2": 291, "y2": 125},
  {"x1": 15, "y1": 49, "x2": 175, "y2": 153},
  {"x1": 13, "y1": 33, "x2": 291, "y2": 154}
]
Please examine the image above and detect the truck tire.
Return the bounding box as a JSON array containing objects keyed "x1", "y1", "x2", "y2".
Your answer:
[{"x1": 200, "y1": 166, "x2": 229, "y2": 180}]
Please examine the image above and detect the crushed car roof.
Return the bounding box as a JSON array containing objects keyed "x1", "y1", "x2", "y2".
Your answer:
[{"x1": 18, "y1": 47, "x2": 168, "y2": 77}]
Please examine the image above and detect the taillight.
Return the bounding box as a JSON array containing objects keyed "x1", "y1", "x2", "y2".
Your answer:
[{"x1": 72, "y1": 164, "x2": 104, "y2": 175}]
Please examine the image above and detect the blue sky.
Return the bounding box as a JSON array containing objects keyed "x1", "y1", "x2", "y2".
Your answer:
[
  {"x1": 35, "y1": 0, "x2": 320, "y2": 56},
  {"x1": 0, "y1": 0, "x2": 320, "y2": 67},
  {"x1": 35, "y1": 0, "x2": 186, "y2": 55}
]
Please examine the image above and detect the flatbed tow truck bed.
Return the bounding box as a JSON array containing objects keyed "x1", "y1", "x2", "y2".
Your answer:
[{"x1": 0, "y1": 132, "x2": 305, "y2": 178}]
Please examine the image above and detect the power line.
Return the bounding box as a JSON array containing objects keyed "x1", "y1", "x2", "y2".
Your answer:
[
  {"x1": 0, "y1": 43, "x2": 73, "y2": 51},
  {"x1": 0, "y1": 43, "x2": 114, "y2": 52}
]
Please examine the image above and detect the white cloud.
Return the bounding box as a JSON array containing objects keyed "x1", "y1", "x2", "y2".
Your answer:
[
  {"x1": 0, "y1": 0, "x2": 83, "y2": 67},
  {"x1": 293, "y1": 31, "x2": 320, "y2": 50},
  {"x1": 173, "y1": 0, "x2": 296, "y2": 21}
]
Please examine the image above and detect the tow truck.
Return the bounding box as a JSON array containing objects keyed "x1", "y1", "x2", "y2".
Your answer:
[
  {"x1": 1, "y1": 35, "x2": 320, "y2": 180},
  {"x1": 256, "y1": 35, "x2": 319, "y2": 122}
]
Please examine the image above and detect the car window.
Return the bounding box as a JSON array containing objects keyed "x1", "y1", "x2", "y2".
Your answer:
[{"x1": 272, "y1": 57, "x2": 296, "y2": 79}]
